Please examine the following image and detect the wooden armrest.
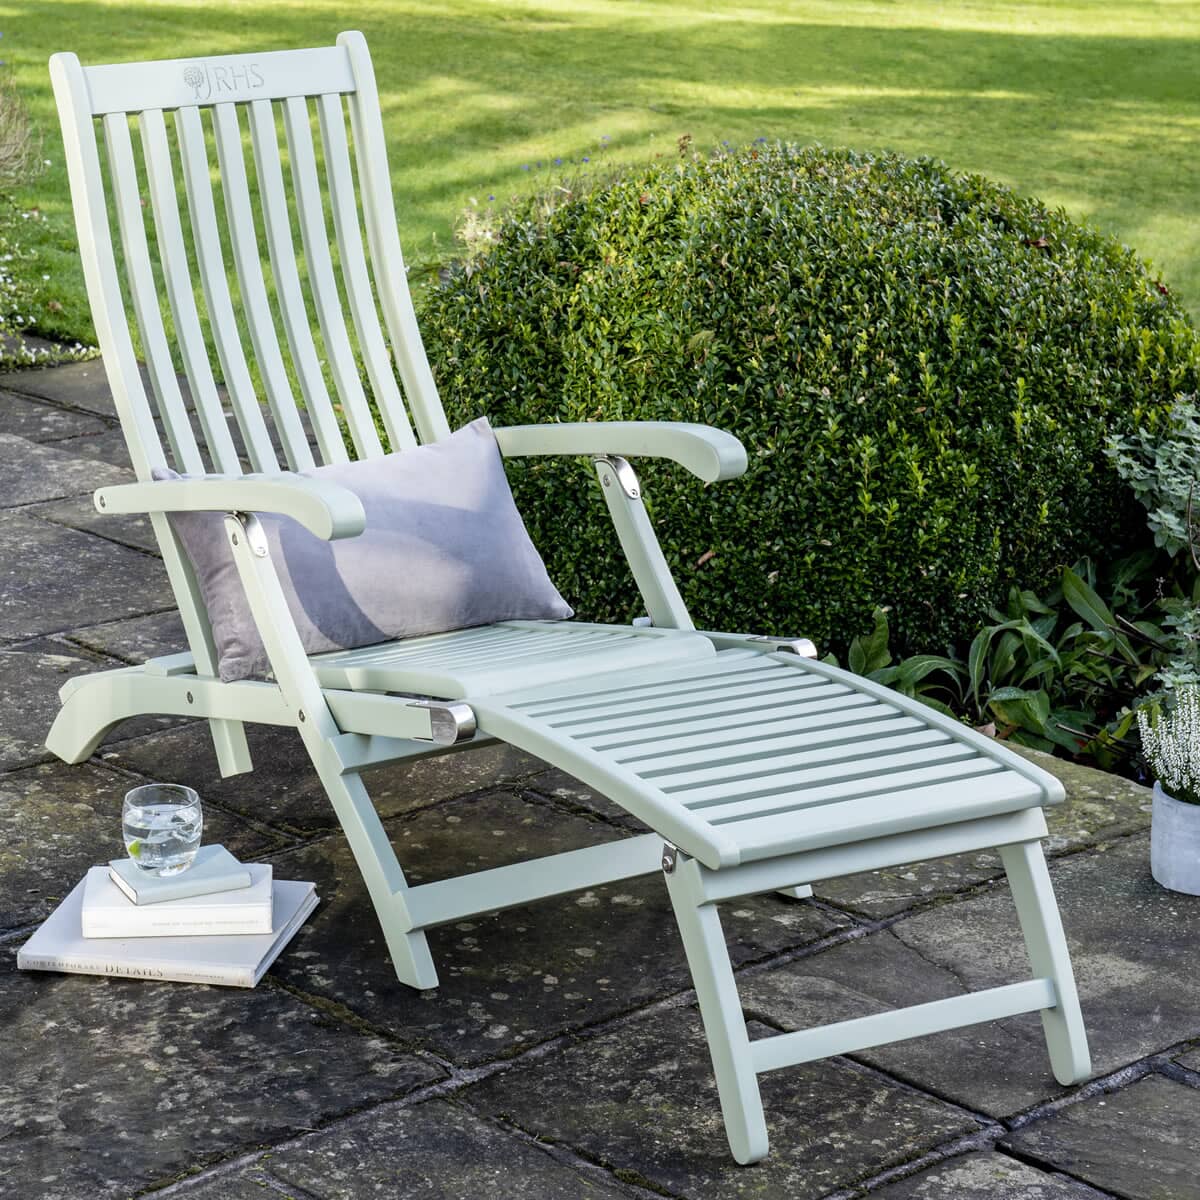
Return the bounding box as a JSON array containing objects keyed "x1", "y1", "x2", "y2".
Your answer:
[
  {"x1": 492, "y1": 421, "x2": 747, "y2": 483},
  {"x1": 93, "y1": 474, "x2": 366, "y2": 540}
]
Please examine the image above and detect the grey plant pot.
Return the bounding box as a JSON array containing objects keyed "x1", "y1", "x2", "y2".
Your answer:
[{"x1": 1151, "y1": 781, "x2": 1200, "y2": 896}]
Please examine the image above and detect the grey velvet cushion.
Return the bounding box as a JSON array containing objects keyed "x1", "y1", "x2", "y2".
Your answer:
[{"x1": 158, "y1": 417, "x2": 573, "y2": 682}]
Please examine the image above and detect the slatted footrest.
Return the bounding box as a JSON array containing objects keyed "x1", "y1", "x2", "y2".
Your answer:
[{"x1": 471, "y1": 648, "x2": 1063, "y2": 870}]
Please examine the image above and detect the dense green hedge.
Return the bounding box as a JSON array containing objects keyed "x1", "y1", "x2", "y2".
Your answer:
[{"x1": 418, "y1": 145, "x2": 1200, "y2": 656}]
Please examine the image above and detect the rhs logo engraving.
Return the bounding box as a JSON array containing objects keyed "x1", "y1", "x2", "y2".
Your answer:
[{"x1": 181, "y1": 60, "x2": 265, "y2": 102}]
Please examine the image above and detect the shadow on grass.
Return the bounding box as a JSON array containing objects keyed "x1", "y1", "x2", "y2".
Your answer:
[{"x1": 8, "y1": 2, "x2": 1200, "y2": 338}]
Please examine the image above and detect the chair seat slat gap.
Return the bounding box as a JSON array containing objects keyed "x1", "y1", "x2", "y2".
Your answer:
[
  {"x1": 101, "y1": 113, "x2": 204, "y2": 475},
  {"x1": 513, "y1": 658, "x2": 798, "y2": 715},
  {"x1": 175, "y1": 106, "x2": 278, "y2": 474},
  {"x1": 247, "y1": 97, "x2": 348, "y2": 464},
  {"x1": 563, "y1": 689, "x2": 875, "y2": 742},
  {"x1": 588, "y1": 698, "x2": 884, "y2": 753},
  {"x1": 211, "y1": 102, "x2": 314, "y2": 472},
  {"x1": 623, "y1": 714, "x2": 926, "y2": 773},
  {"x1": 654, "y1": 728, "x2": 954, "y2": 791},
  {"x1": 283, "y1": 96, "x2": 383, "y2": 461},
  {"x1": 548, "y1": 678, "x2": 848, "y2": 731},
  {"x1": 519, "y1": 663, "x2": 806, "y2": 719},
  {"x1": 317, "y1": 93, "x2": 416, "y2": 452},
  {"x1": 705, "y1": 762, "x2": 1010, "y2": 828},
  {"x1": 677, "y1": 744, "x2": 980, "y2": 808},
  {"x1": 720, "y1": 767, "x2": 1024, "y2": 852}
]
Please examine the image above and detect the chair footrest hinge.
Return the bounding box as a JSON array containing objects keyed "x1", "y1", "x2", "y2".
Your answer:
[{"x1": 406, "y1": 700, "x2": 478, "y2": 745}]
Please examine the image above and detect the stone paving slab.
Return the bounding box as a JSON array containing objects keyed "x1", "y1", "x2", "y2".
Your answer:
[
  {"x1": 68, "y1": 610, "x2": 189, "y2": 664},
  {"x1": 747, "y1": 835, "x2": 1200, "y2": 1118},
  {"x1": 1174, "y1": 1045, "x2": 1200, "y2": 1071},
  {"x1": 0, "y1": 959, "x2": 441, "y2": 1200},
  {"x1": 0, "y1": 391, "x2": 109, "y2": 442},
  {"x1": 257, "y1": 1099, "x2": 632, "y2": 1199},
  {"x1": 523, "y1": 764, "x2": 650, "y2": 831},
  {"x1": 25, "y1": 493, "x2": 159, "y2": 554},
  {"x1": 269, "y1": 790, "x2": 847, "y2": 1064},
  {"x1": 105, "y1": 724, "x2": 550, "y2": 834},
  {"x1": 160, "y1": 1176, "x2": 277, "y2": 1200},
  {"x1": 0, "y1": 431, "x2": 130, "y2": 507},
  {"x1": 465, "y1": 1006, "x2": 980, "y2": 1198},
  {"x1": 814, "y1": 751, "x2": 1152, "y2": 918},
  {"x1": 0, "y1": 360, "x2": 120, "y2": 417},
  {"x1": 45, "y1": 426, "x2": 134, "y2": 469},
  {"x1": 0, "y1": 638, "x2": 187, "y2": 771},
  {"x1": 867, "y1": 1151, "x2": 1103, "y2": 1199},
  {"x1": 1001, "y1": 1074, "x2": 1200, "y2": 1200},
  {"x1": 0, "y1": 511, "x2": 174, "y2": 642},
  {"x1": 0, "y1": 759, "x2": 291, "y2": 931}
]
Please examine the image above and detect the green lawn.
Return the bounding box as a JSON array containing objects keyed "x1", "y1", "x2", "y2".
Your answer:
[{"x1": 5, "y1": 0, "x2": 1200, "y2": 343}]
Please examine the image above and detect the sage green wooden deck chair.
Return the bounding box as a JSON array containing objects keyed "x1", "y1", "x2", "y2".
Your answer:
[{"x1": 47, "y1": 33, "x2": 1090, "y2": 1163}]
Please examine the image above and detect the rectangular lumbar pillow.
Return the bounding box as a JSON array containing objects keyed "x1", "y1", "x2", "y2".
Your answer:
[{"x1": 157, "y1": 417, "x2": 573, "y2": 681}]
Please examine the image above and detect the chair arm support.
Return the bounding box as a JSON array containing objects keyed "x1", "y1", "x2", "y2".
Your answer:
[
  {"x1": 93, "y1": 474, "x2": 367, "y2": 541},
  {"x1": 492, "y1": 421, "x2": 748, "y2": 483}
]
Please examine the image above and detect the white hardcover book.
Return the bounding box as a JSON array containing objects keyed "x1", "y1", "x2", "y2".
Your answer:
[
  {"x1": 18, "y1": 878, "x2": 318, "y2": 988},
  {"x1": 108, "y1": 844, "x2": 252, "y2": 905},
  {"x1": 83, "y1": 864, "x2": 274, "y2": 937}
]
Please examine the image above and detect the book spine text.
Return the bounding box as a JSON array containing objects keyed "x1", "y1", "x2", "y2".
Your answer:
[{"x1": 17, "y1": 953, "x2": 252, "y2": 987}]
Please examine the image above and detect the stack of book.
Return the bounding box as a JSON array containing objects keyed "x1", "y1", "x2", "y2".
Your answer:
[{"x1": 18, "y1": 845, "x2": 317, "y2": 987}]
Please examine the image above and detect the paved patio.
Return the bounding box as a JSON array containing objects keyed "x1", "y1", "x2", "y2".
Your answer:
[{"x1": 2, "y1": 360, "x2": 1199, "y2": 1200}]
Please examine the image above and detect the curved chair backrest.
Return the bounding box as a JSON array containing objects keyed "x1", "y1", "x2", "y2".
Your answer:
[
  {"x1": 50, "y1": 32, "x2": 453, "y2": 687},
  {"x1": 50, "y1": 31, "x2": 450, "y2": 485}
]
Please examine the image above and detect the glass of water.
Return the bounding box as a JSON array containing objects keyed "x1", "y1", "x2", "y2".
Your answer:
[{"x1": 122, "y1": 783, "x2": 203, "y2": 876}]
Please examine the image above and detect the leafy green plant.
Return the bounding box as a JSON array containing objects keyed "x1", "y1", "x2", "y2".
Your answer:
[
  {"x1": 1108, "y1": 396, "x2": 1200, "y2": 694},
  {"x1": 1108, "y1": 396, "x2": 1200, "y2": 560},
  {"x1": 420, "y1": 144, "x2": 1200, "y2": 658},
  {"x1": 839, "y1": 559, "x2": 1169, "y2": 765}
]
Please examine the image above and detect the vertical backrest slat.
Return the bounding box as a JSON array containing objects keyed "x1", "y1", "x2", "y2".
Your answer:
[
  {"x1": 246, "y1": 97, "x2": 348, "y2": 464},
  {"x1": 340, "y1": 32, "x2": 451, "y2": 444},
  {"x1": 49, "y1": 55, "x2": 163, "y2": 478},
  {"x1": 210, "y1": 102, "x2": 314, "y2": 472},
  {"x1": 175, "y1": 105, "x2": 279, "y2": 474},
  {"x1": 283, "y1": 95, "x2": 383, "y2": 460},
  {"x1": 101, "y1": 112, "x2": 204, "y2": 475},
  {"x1": 138, "y1": 107, "x2": 241, "y2": 474},
  {"x1": 51, "y1": 52, "x2": 230, "y2": 692},
  {"x1": 316, "y1": 93, "x2": 416, "y2": 453}
]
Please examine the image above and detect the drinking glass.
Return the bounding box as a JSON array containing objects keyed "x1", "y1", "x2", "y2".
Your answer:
[{"x1": 122, "y1": 783, "x2": 203, "y2": 876}]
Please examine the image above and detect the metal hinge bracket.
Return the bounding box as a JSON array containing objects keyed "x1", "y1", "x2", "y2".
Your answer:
[
  {"x1": 594, "y1": 455, "x2": 641, "y2": 500},
  {"x1": 748, "y1": 635, "x2": 819, "y2": 659}
]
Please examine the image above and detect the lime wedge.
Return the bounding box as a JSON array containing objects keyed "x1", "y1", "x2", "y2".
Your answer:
[{"x1": 127, "y1": 839, "x2": 142, "y2": 859}]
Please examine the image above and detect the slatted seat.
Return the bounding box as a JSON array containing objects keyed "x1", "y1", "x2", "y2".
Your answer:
[
  {"x1": 46, "y1": 31, "x2": 1090, "y2": 1166},
  {"x1": 311, "y1": 620, "x2": 717, "y2": 697}
]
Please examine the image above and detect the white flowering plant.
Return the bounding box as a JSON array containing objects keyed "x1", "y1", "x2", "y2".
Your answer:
[{"x1": 1138, "y1": 686, "x2": 1200, "y2": 805}]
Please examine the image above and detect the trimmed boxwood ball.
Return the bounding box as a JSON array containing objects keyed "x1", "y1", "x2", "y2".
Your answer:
[{"x1": 418, "y1": 145, "x2": 1200, "y2": 657}]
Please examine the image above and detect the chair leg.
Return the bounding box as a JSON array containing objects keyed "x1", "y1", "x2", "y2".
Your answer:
[
  {"x1": 209, "y1": 718, "x2": 253, "y2": 776},
  {"x1": 999, "y1": 840, "x2": 1091, "y2": 1085},
  {"x1": 664, "y1": 853, "x2": 769, "y2": 1164},
  {"x1": 310, "y1": 755, "x2": 439, "y2": 991}
]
